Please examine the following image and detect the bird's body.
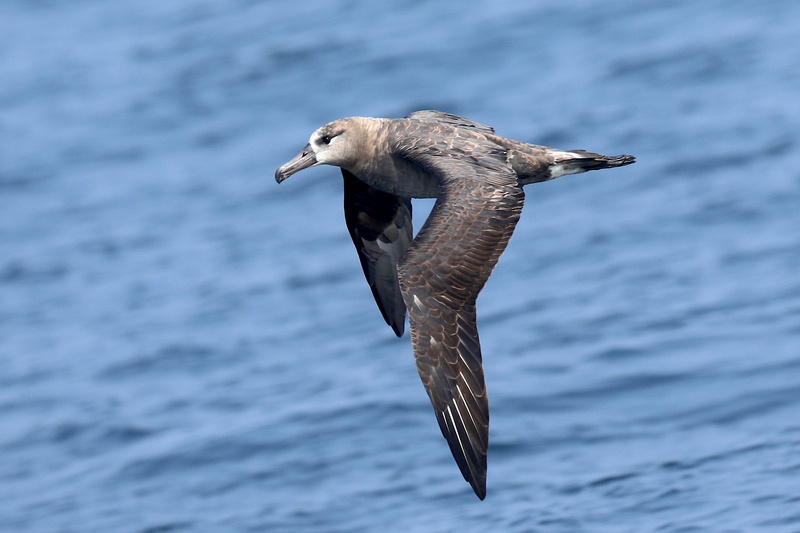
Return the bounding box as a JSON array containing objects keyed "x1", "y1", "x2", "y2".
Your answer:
[{"x1": 275, "y1": 111, "x2": 635, "y2": 499}]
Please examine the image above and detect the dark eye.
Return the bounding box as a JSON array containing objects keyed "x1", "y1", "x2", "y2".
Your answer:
[{"x1": 321, "y1": 135, "x2": 332, "y2": 145}]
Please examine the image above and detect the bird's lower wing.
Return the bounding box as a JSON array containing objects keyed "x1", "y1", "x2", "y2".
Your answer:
[
  {"x1": 343, "y1": 169, "x2": 413, "y2": 337},
  {"x1": 396, "y1": 153, "x2": 524, "y2": 499}
]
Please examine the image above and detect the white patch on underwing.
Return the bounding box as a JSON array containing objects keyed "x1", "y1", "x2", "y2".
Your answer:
[{"x1": 376, "y1": 239, "x2": 395, "y2": 253}]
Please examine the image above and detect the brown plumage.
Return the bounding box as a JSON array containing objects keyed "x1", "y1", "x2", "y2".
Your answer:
[{"x1": 275, "y1": 110, "x2": 635, "y2": 499}]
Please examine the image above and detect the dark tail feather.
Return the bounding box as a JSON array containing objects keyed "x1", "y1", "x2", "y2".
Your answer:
[{"x1": 568, "y1": 150, "x2": 636, "y2": 171}]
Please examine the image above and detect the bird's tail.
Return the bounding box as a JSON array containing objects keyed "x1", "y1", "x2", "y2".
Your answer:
[
  {"x1": 547, "y1": 150, "x2": 636, "y2": 180},
  {"x1": 565, "y1": 150, "x2": 636, "y2": 170}
]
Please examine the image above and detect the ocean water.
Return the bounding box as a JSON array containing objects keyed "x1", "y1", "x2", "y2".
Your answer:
[{"x1": 1, "y1": 1, "x2": 800, "y2": 531}]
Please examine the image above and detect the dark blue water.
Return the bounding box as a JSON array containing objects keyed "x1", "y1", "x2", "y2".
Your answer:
[{"x1": 2, "y1": 1, "x2": 800, "y2": 531}]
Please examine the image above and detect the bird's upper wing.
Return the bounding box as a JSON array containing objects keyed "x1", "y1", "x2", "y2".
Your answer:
[
  {"x1": 396, "y1": 147, "x2": 524, "y2": 499},
  {"x1": 405, "y1": 110, "x2": 495, "y2": 134},
  {"x1": 343, "y1": 169, "x2": 413, "y2": 337}
]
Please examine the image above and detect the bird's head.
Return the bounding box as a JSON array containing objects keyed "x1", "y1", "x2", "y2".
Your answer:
[{"x1": 275, "y1": 118, "x2": 366, "y2": 183}]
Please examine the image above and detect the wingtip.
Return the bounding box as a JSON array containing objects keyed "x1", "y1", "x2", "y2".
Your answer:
[
  {"x1": 390, "y1": 321, "x2": 404, "y2": 337},
  {"x1": 385, "y1": 312, "x2": 405, "y2": 336},
  {"x1": 467, "y1": 465, "x2": 487, "y2": 500}
]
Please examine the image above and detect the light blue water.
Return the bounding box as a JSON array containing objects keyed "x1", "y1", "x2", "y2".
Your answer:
[{"x1": 2, "y1": 1, "x2": 799, "y2": 531}]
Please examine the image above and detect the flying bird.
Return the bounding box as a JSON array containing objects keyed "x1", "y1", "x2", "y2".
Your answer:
[{"x1": 275, "y1": 110, "x2": 635, "y2": 499}]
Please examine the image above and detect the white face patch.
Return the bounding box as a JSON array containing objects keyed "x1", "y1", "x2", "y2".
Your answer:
[
  {"x1": 309, "y1": 129, "x2": 325, "y2": 153},
  {"x1": 308, "y1": 128, "x2": 344, "y2": 165}
]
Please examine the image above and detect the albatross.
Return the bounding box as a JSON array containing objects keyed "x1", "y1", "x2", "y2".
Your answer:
[{"x1": 275, "y1": 110, "x2": 635, "y2": 499}]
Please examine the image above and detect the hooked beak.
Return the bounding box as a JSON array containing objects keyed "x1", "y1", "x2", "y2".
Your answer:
[{"x1": 275, "y1": 144, "x2": 317, "y2": 183}]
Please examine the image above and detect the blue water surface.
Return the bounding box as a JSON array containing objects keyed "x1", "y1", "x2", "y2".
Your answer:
[{"x1": 1, "y1": 1, "x2": 800, "y2": 532}]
